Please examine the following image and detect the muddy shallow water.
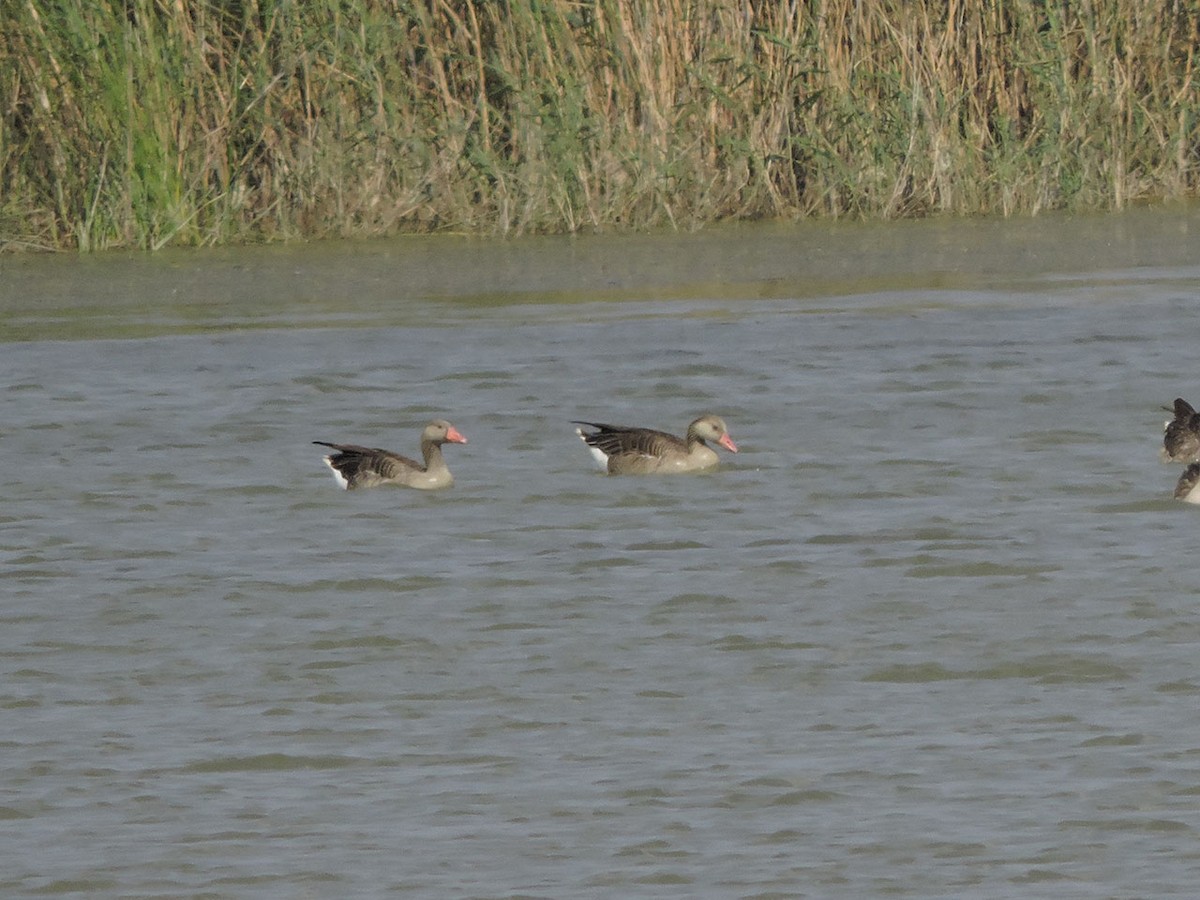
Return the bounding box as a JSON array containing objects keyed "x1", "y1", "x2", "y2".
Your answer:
[{"x1": 3, "y1": 209, "x2": 1200, "y2": 897}]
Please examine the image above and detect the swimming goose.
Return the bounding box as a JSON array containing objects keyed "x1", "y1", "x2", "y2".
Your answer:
[
  {"x1": 1162, "y1": 397, "x2": 1200, "y2": 463},
  {"x1": 1175, "y1": 464, "x2": 1200, "y2": 503},
  {"x1": 314, "y1": 419, "x2": 467, "y2": 490},
  {"x1": 573, "y1": 414, "x2": 738, "y2": 475}
]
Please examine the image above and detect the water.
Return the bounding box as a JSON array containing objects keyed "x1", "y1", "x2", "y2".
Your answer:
[{"x1": 3, "y1": 209, "x2": 1200, "y2": 897}]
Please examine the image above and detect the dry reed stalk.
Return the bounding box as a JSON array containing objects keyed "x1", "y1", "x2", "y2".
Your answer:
[{"x1": 1, "y1": 0, "x2": 1197, "y2": 250}]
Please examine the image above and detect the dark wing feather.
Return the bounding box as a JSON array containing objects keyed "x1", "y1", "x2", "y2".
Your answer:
[
  {"x1": 572, "y1": 422, "x2": 685, "y2": 459},
  {"x1": 369, "y1": 450, "x2": 422, "y2": 478},
  {"x1": 1162, "y1": 402, "x2": 1200, "y2": 463},
  {"x1": 314, "y1": 441, "x2": 420, "y2": 486},
  {"x1": 313, "y1": 441, "x2": 380, "y2": 455}
]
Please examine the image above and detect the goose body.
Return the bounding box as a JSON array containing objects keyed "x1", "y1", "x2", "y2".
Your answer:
[
  {"x1": 314, "y1": 420, "x2": 467, "y2": 490},
  {"x1": 1162, "y1": 398, "x2": 1200, "y2": 463},
  {"x1": 1176, "y1": 464, "x2": 1200, "y2": 503},
  {"x1": 573, "y1": 414, "x2": 737, "y2": 475}
]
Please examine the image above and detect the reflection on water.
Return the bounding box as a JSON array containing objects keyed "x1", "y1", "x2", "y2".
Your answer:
[{"x1": 4, "y1": 208, "x2": 1200, "y2": 896}]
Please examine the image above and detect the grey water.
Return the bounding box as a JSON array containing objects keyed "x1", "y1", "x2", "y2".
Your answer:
[{"x1": 3, "y1": 209, "x2": 1200, "y2": 898}]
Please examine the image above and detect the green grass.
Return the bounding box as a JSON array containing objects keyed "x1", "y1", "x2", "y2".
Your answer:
[{"x1": 2, "y1": 0, "x2": 1198, "y2": 251}]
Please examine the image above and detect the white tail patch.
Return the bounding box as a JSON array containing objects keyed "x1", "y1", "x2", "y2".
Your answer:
[
  {"x1": 1171, "y1": 475, "x2": 1200, "y2": 504},
  {"x1": 322, "y1": 457, "x2": 350, "y2": 490},
  {"x1": 575, "y1": 428, "x2": 609, "y2": 470}
]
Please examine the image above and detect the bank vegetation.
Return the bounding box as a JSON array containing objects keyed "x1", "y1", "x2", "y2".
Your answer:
[{"x1": 2, "y1": 0, "x2": 1198, "y2": 250}]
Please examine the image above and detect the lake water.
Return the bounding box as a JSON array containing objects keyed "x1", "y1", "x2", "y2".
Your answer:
[{"x1": 3, "y1": 209, "x2": 1200, "y2": 897}]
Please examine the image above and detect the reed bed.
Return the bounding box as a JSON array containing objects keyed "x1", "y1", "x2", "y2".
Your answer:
[{"x1": 2, "y1": 0, "x2": 1198, "y2": 250}]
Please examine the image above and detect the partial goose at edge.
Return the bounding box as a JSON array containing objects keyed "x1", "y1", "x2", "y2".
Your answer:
[{"x1": 1162, "y1": 397, "x2": 1200, "y2": 463}]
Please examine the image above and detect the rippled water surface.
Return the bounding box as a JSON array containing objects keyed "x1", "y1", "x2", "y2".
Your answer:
[{"x1": 4, "y1": 210, "x2": 1200, "y2": 897}]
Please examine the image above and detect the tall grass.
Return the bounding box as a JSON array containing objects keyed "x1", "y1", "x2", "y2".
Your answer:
[{"x1": 2, "y1": 0, "x2": 1198, "y2": 250}]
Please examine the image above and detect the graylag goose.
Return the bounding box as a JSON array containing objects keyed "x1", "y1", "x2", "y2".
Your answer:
[
  {"x1": 1176, "y1": 464, "x2": 1200, "y2": 503},
  {"x1": 314, "y1": 420, "x2": 467, "y2": 490},
  {"x1": 1162, "y1": 398, "x2": 1200, "y2": 463},
  {"x1": 573, "y1": 414, "x2": 738, "y2": 475}
]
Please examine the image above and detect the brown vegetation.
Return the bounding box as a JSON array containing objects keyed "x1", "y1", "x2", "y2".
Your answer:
[{"x1": 2, "y1": 0, "x2": 1198, "y2": 250}]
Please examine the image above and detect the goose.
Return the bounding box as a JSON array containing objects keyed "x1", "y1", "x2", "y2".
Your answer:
[
  {"x1": 314, "y1": 419, "x2": 467, "y2": 490},
  {"x1": 1162, "y1": 397, "x2": 1200, "y2": 463},
  {"x1": 573, "y1": 414, "x2": 737, "y2": 475},
  {"x1": 1176, "y1": 464, "x2": 1200, "y2": 503}
]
